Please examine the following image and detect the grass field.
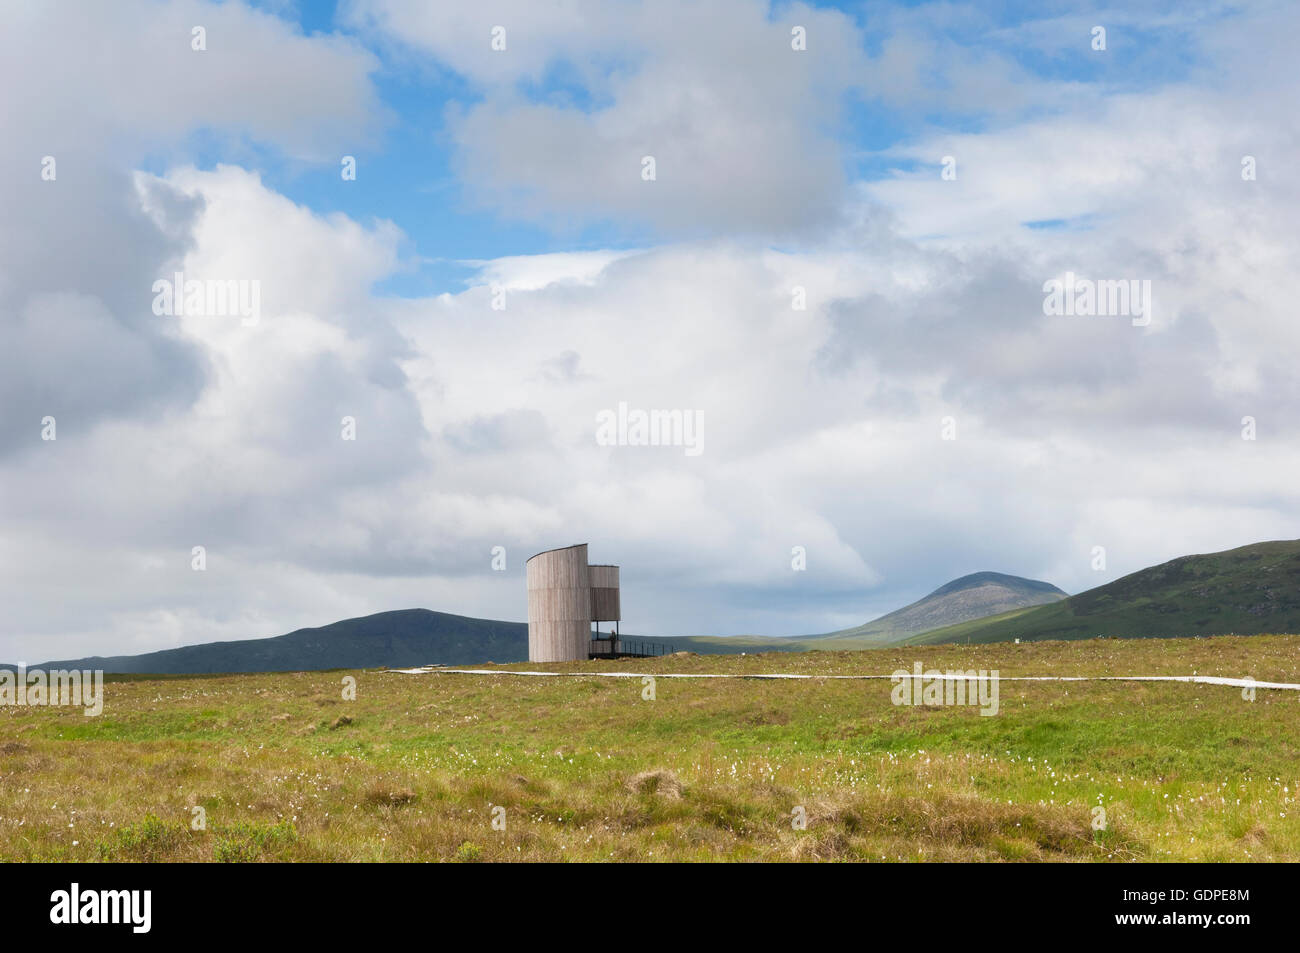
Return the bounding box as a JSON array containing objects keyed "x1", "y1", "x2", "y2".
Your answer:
[{"x1": 2, "y1": 635, "x2": 1298, "y2": 862}]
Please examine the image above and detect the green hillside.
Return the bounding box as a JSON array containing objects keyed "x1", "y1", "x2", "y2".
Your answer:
[
  {"x1": 12, "y1": 609, "x2": 800, "y2": 674},
  {"x1": 17, "y1": 540, "x2": 1300, "y2": 672},
  {"x1": 807, "y1": 571, "x2": 1066, "y2": 645},
  {"x1": 21, "y1": 610, "x2": 531, "y2": 673},
  {"x1": 909, "y1": 539, "x2": 1300, "y2": 645}
]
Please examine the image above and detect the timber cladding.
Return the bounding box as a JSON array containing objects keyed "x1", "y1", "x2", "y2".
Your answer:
[
  {"x1": 589, "y1": 564, "x2": 621, "y2": 622},
  {"x1": 525, "y1": 544, "x2": 621, "y2": 661}
]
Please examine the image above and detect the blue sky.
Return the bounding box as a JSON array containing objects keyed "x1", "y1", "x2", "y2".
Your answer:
[
  {"x1": 178, "y1": 0, "x2": 1221, "y2": 296},
  {"x1": 5, "y1": 0, "x2": 1299, "y2": 659}
]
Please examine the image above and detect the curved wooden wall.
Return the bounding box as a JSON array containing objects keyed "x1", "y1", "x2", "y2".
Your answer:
[{"x1": 526, "y1": 544, "x2": 591, "y2": 661}]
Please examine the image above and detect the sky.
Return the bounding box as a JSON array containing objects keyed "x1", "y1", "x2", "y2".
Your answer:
[{"x1": 3, "y1": 0, "x2": 1299, "y2": 662}]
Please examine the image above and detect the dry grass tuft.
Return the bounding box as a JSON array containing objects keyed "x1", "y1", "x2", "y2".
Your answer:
[
  {"x1": 364, "y1": 783, "x2": 417, "y2": 806},
  {"x1": 626, "y1": 770, "x2": 684, "y2": 800}
]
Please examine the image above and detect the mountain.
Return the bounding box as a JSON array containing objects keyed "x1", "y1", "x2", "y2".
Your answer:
[
  {"x1": 11, "y1": 609, "x2": 800, "y2": 674},
  {"x1": 909, "y1": 539, "x2": 1300, "y2": 645},
  {"x1": 807, "y1": 571, "x2": 1068, "y2": 646},
  {"x1": 16, "y1": 540, "x2": 1300, "y2": 672},
  {"x1": 20, "y1": 610, "x2": 530, "y2": 674}
]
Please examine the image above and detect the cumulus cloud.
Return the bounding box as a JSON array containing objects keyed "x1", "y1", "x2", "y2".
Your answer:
[
  {"x1": 0, "y1": 0, "x2": 385, "y2": 460},
  {"x1": 4, "y1": 0, "x2": 1300, "y2": 663},
  {"x1": 346, "y1": 0, "x2": 868, "y2": 235}
]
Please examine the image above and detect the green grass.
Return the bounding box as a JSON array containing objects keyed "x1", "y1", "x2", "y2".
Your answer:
[{"x1": 1, "y1": 635, "x2": 1298, "y2": 861}]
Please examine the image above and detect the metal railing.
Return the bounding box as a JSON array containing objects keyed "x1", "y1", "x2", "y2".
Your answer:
[{"x1": 589, "y1": 637, "x2": 674, "y2": 658}]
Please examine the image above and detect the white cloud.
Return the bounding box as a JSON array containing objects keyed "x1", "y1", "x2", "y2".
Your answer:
[
  {"x1": 0, "y1": 1, "x2": 386, "y2": 459},
  {"x1": 347, "y1": 0, "x2": 868, "y2": 235},
  {"x1": 5, "y1": 0, "x2": 1300, "y2": 662}
]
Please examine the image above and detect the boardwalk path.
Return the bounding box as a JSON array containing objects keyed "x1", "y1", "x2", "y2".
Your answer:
[{"x1": 388, "y1": 668, "x2": 1300, "y2": 691}]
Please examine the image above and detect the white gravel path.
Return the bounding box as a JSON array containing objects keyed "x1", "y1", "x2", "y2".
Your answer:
[{"x1": 387, "y1": 667, "x2": 1300, "y2": 691}]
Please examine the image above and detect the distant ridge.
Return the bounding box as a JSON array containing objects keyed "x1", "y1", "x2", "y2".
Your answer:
[
  {"x1": 16, "y1": 610, "x2": 529, "y2": 674},
  {"x1": 909, "y1": 539, "x2": 1300, "y2": 645},
  {"x1": 7, "y1": 610, "x2": 796, "y2": 675},
  {"x1": 808, "y1": 571, "x2": 1067, "y2": 645},
  {"x1": 13, "y1": 541, "x2": 1300, "y2": 673}
]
